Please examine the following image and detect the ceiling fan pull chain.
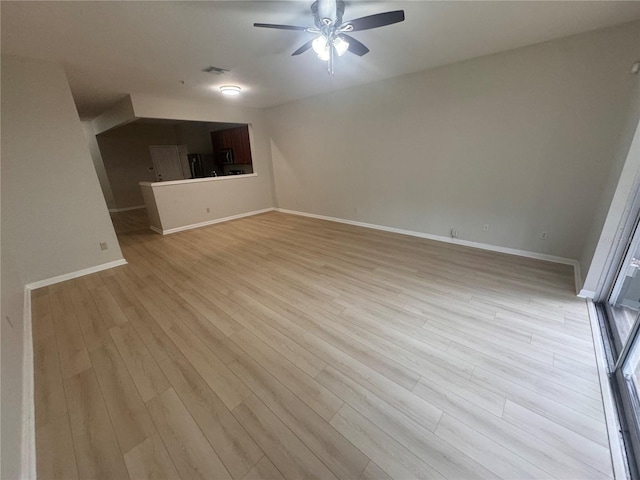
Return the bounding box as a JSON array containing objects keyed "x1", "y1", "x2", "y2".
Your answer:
[{"x1": 328, "y1": 42, "x2": 334, "y2": 75}]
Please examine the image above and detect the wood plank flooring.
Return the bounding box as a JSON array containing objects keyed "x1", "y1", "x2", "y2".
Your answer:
[{"x1": 33, "y1": 209, "x2": 613, "y2": 479}]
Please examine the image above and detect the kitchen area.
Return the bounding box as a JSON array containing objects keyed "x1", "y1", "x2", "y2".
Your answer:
[
  {"x1": 91, "y1": 117, "x2": 265, "y2": 234},
  {"x1": 187, "y1": 124, "x2": 254, "y2": 179},
  {"x1": 94, "y1": 118, "x2": 255, "y2": 211}
]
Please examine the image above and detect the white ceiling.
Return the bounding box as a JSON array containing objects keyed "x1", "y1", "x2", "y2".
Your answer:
[{"x1": 2, "y1": 1, "x2": 639, "y2": 118}]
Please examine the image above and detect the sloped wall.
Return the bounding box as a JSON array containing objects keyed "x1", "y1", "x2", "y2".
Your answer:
[{"x1": 1, "y1": 54, "x2": 124, "y2": 479}]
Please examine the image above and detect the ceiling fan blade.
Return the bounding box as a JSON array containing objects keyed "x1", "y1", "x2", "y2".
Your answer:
[
  {"x1": 292, "y1": 40, "x2": 314, "y2": 56},
  {"x1": 343, "y1": 10, "x2": 405, "y2": 31},
  {"x1": 340, "y1": 34, "x2": 369, "y2": 56},
  {"x1": 253, "y1": 23, "x2": 308, "y2": 31}
]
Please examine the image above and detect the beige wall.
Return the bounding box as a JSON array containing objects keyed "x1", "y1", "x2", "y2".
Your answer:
[
  {"x1": 130, "y1": 93, "x2": 277, "y2": 229},
  {"x1": 1, "y1": 54, "x2": 123, "y2": 479},
  {"x1": 267, "y1": 22, "x2": 640, "y2": 262},
  {"x1": 97, "y1": 122, "x2": 178, "y2": 208}
]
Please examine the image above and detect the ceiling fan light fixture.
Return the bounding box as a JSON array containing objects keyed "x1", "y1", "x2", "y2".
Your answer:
[
  {"x1": 312, "y1": 35, "x2": 328, "y2": 56},
  {"x1": 255, "y1": 4, "x2": 405, "y2": 73},
  {"x1": 333, "y1": 36, "x2": 349, "y2": 56},
  {"x1": 219, "y1": 85, "x2": 241, "y2": 96},
  {"x1": 317, "y1": 48, "x2": 330, "y2": 61}
]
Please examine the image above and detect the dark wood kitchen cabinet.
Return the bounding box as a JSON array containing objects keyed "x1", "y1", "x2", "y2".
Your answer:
[
  {"x1": 220, "y1": 130, "x2": 232, "y2": 149},
  {"x1": 210, "y1": 125, "x2": 252, "y2": 165}
]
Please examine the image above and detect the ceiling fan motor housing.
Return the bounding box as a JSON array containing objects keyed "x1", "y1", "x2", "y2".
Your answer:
[{"x1": 311, "y1": 0, "x2": 345, "y2": 28}]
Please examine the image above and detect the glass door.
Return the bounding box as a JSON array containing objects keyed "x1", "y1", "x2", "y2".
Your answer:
[
  {"x1": 606, "y1": 221, "x2": 640, "y2": 355},
  {"x1": 616, "y1": 327, "x2": 640, "y2": 474},
  {"x1": 601, "y1": 213, "x2": 640, "y2": 477}
]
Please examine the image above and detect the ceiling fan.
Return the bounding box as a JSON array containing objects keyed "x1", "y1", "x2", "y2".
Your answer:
[{"x1": 254, "y1": 0, "x2": 405, "y2": 75}]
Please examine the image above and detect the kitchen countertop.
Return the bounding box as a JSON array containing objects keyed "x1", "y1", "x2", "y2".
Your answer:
[{"x1": 140, "y1": 172, "x2": 257, "y2": 188}]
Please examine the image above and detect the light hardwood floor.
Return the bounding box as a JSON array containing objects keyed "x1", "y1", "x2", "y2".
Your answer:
[{"x1": 33, "y1": 209, "x2": 612, "y2": 479}]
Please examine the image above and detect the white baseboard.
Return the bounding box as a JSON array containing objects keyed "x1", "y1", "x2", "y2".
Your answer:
[
  {"x1": 25, "y1": 258, "x2": 128, "y2": 291},
  {"x1": 21, "y1": 288, "x2": 35, "y2": 480},
  {"x1": 154, "y1": 208, "x2": 275, "y2": 235},
  {"x1": 108, "y1": 205, "x2": 146, "y2": 213},
  {"x1": 586, "y1": 300, "x2": 630, "y2": 480},
  {"x1": 276, "y1": 208, "x2": 581, "y2": 289}
]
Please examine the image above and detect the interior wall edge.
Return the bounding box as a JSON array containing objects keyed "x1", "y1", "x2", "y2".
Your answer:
[
  {"x1": 20, "y1": 287, "x2": 35, "y2": 480},
  {"x1": 573, "y1": 261, "x2": 583, "y2": 298}
]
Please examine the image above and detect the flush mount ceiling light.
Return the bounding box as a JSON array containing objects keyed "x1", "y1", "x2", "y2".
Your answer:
[
  {"x1": 254, "y1": 0, "x2": 405, "y2": 75},
  {"x1": 220, "y1": 85, "x2": 241, "y2": 96}
]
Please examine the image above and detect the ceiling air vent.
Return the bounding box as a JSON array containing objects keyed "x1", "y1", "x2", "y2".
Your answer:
[{"x1": 202, "y1": 66, "x2": 229, "y2": 75}]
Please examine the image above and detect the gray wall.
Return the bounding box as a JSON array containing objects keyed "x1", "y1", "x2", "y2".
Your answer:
[
  {"x1": 1, "y1": 54, "x2": 123, "y2": 479},
  {"x1": 267, "y1": 22, "x2": 640, "y2": 262}
]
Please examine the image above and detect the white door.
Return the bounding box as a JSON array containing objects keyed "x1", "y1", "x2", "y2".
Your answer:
[
  {"x1": 149, "y1": 145, "x2": 184, "y2": 182},
  {"x1": 177, "y1": 145, "x2": 190, "y2": 179}
]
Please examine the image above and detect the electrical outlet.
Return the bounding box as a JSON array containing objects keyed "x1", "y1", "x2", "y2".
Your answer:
[
  {"x1": 483, "y1": 224, "x2": 489, "y2": 232},
  {"x1": 206, "y1": 207, "x2": 210, "y2": 213},
  {"x1": 540, "y1": 232, "x2": 548, "y2": 240},
  {"x1": 100, "y1": 242, "x2": 108, "y2": 251},
  {"x1": 451, "y1": 229, "x2": 458, "y2": 238}
]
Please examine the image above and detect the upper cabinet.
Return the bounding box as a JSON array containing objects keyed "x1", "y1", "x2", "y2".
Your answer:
[{"x1": 210, "y1": 125, "x2": 252, "y2": 165}]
